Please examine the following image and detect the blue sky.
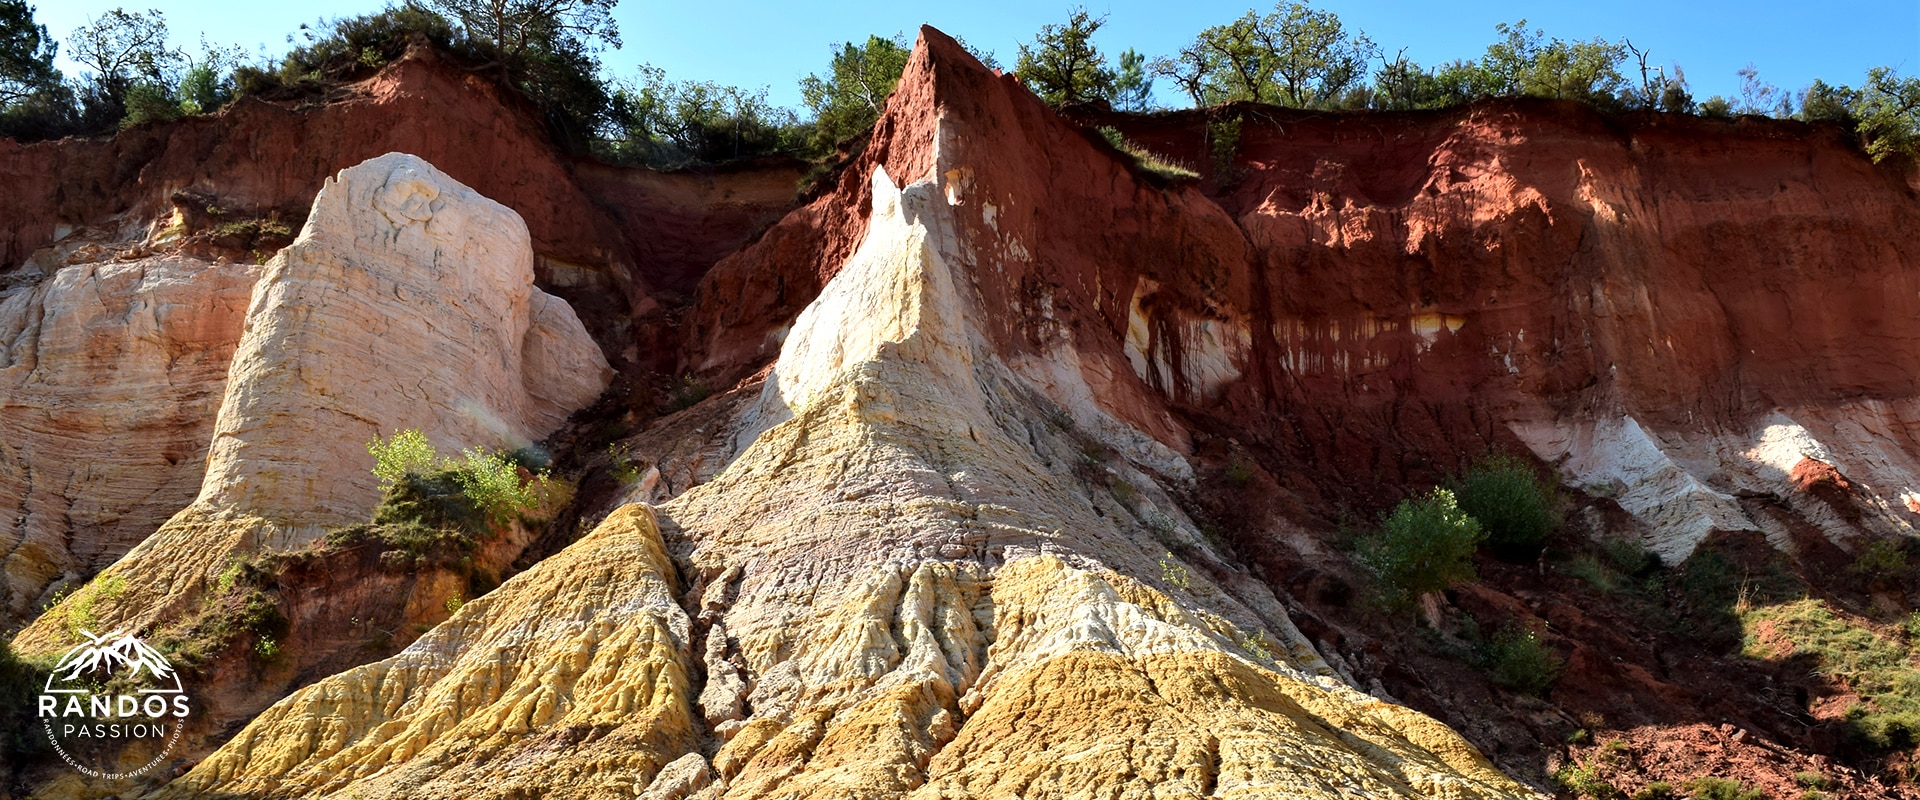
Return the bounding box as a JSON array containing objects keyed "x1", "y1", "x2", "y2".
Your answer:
[{"x1": 32, "y1": 0, "x2": 1920, "y2": 110}]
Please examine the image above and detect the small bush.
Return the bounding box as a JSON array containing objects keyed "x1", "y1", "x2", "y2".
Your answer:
[
  {"x1": 666, "y1": 374, "x2": 712, "y2": 411},
  {"x1": 1566, "y1": 553, "x2": 1621, "y2": 593},
  {"x1": 1207, "y1": 116, "x2": 1243, "y2": 183},
  {"x1": 1479, "y1": 624, "x2": 1564, "y2": 696},
  {"x1": 451, "y1": 447, "x2": 548, "y2": 525},
  {"x1": 1631, "y1": 782, "x2": 1676, "y2": 800},
  {"x1": 121, "y1": 81, "x2": 180, "y2": 128},
  {"x1": 1851, "y1": 537, "x2": 1910, "y2": 587},
  {"x1": 1682, "y1": 777, "x2": 1764, "y2": 800},
  {"x1": 373, "y1": 471, "x2": 488, "y2": 535},
  {"x1": 1602, "y1": 537, "x2": 1663, "y2": 576},
  {"x1": 367, "y1": 430, "x2": 556, "y2": 531},
  {"x1": 1554, "y1": 763, "x2": 1622, "y2": 799},
  {"x1": 1449, "y1": 453, "x2": 1559, "y2": 560},
  {"x1": 1159, "y1": 552, "x2": 1191, "y2": 589},
  {"x1": 1356, "y1": 488, "x2": 1485, "y2": 610},
  {"x1": 1793, "y1": 771, "x2": 1833, "y2": 790},
  {"x1": 369, "y1": 429, "x2": 439, "y2": 489}
]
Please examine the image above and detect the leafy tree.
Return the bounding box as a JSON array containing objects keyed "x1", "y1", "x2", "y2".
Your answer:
[
  {"x1": 1149, "y1": 39, "x2": 1210, "y2": 107},
  {"x1": 1448, "y1": 454, "x2": 1559, "y2": 561},
  {"x1": 1110, "y1": 47, "x2": 1152, "y2": 110},
  {"x1": 1371, "y1": 51, "x2": 1492, "y2": 110},
  {"x1": 0, "y1": 0, "x2": 57, "y2": 106},
  {"x1": 1735, "y1": 63, "x2": 1792, "y2": 116},
  {"x1": 1428, "y1": 59, "x2": 1499, "y2": 104},
  {"x1": 1799, "y1": 78, "x2": 1856, "y2": 123},
  {"x1": 68, "y1": 8, "x2": 182, "y2": 108},
  {"x1": 1150, "y1": 2, "x2": 1374, "y2": 109},
  {"x1": 796, "y1": 32, "x2": 999, "y2": 152},
  {"x1": 175, "y1": 37, "x2": 247, "y2": 115},
  {"x1": 1371, "y1": 50, "x2": 1428, "y2": 110},
  {"x1": 1263, "y1": 1, "x2": 1374, "y2": 107},
  {"x1": 1015, "y1": 6, "x2": 1114, "y2": 106},
  {"x1": 799, "y1": 34, "x2": 910, "y2": 149},
  {"x1": 419, "y1": 0, "x2": 621, "y2": 147},
  {"x1": 604, "y1": 66, "x2": 800, "y2": 167},
  {"x1": 1357, "y1": 488, "x2": 1485, "y2": 611},
  {"x1": 1853, "y1": 67, "x2": 1920, "y2": 163},
  {"x1": 421, "y1": 0, "x2": 617, "y2": 83},
  {"x1": 1482, "y1": 19, "x2": 1626, "y2": 105},
  {"x1": 1154, "y1": 11, "x2": 1272, "y2": 105}
]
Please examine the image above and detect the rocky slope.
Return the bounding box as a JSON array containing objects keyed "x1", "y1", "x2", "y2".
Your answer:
[
  {"x1": 6, "y1": 23, "x2": 1920, "y2": 800},
  {"x1": 0, "y1": 51, "x2": 799, "y2": 627}
]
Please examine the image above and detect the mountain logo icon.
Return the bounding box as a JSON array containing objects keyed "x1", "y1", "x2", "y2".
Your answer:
[
  {"x1": 46, "y1": 629, "x2": 182, "y2": 691},
  {"x1": 37, "y1": 629, "x2": 192, "y2": 780}
]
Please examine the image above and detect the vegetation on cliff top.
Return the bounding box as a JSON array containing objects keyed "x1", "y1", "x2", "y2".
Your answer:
[{"x1": 4, "y1": 1, "x2": 1916, "y2": 167}]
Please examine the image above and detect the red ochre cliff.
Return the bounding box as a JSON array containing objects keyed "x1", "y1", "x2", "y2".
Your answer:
[{"x1": 5, "y1": 24, "x2": 1920, "y2": 800}]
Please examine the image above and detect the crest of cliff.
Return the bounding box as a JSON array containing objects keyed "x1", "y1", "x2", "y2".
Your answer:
[{"x1": 5, "y1": 23, "x2": 1920, "y2": 800}]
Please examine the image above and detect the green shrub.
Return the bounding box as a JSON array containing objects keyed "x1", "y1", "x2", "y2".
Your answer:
[
  {"x1": 1159, "y1": 552, "x2": 1191, "y2": 589},
  {"x1": 1207, "y1": 116, "x2": 1242, "y2": 182},
  {"x1": 1631, "y1": 783, "x2": 1675, "y2": 800},
  {"x1": 278, "y1": 5, "x2": 460, "y2": 84},
  {"x1": 1793, "y1": 771, "x2": 1833, "y2": 790},
  {"x1": 666, "y1": 374, "x2": 712, "y2": 411},
  {"x1": 154, "y1": 587, "x2": 287, "y2": 670},
  {"x1": 1356, "y1": 488, "x2": 1485, "y2": 610},
  {"x1": 1602, "y1": 536, "x2": 1663, "y2": 576},
  {"x1": 1851, "y1": 537, "x2": 1910, "y2": 587},
  {"x1": 1682, "y1": 777, "x2": 1763, "y2": 800},
  {"x1": 369, "y1": 429, "x2": 439, "y2": 489},
  {"x1": 371, "y1": 471, "x2": 488, "y2": 536},
  {"x1": 1554, "y1": 763, "x2": 1622, "y2": 799},
  {"x1": 1449, "y1": 453, "x2": 1559, "y2": 560},
  {"x1": 450, "y1": 447, "x2": 547, "y2": 525},
  {"x1": 1479, "y1": 624, "x2": 1563, "y2": 696},
  {"x1": 1565, "y1": 553, "x2": 1621, "y2": 593},
  {"x1": 367, "y1": 429, "x2": 557, "y2": 532},
  {"x1": 120, "y1": 81, "x2": 180, "y2": 128}
]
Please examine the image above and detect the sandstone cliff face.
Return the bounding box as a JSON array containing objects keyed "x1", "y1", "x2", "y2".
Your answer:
[
  {"x1": 7, "y1": 18, "x2": 1920, "y2": 800},
  {"x1": 1087, "y1": 101, "x2": 1920, "y2": 563},
  {"x1": 0, "y1": 255, "x2": 256, "y2": 619},
  {"x1": 195, "y1": 152, "x2": 608, "y2": 528},
  {"x1": 0, "y1": 52, "x2": 798, "y2": 628},
  {"x1": 166, "y1": 156, "x2": 1530, "y2": 799},
  {"x1": 0, "y1": 49, "x2": 804, "y2": 371},
  {"x1": 13, "y1": 153, "x2": 610, "y2": 651}
]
